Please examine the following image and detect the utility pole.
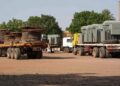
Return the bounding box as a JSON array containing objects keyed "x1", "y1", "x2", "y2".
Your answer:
[{"x1": 119, "y1": 0, "x2": 120, "y2": 20}]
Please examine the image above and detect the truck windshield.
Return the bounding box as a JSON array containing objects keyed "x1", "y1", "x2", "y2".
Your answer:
[{"x1": 67, "y1": 39, "x2": 72, "y2": 42}]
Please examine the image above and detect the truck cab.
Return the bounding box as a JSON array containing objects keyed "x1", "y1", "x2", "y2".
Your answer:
[{"x1": 62, "y1": 37, "x2": 73, "y2": 53}]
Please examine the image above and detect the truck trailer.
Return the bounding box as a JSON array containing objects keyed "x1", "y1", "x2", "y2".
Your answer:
[
  {"x1": 73, "y1": 21, "x2": 120, "y2": 58},
  {"x1": 42, "y1": 34, "x2": 62, "y2": 53},
  {"x1": 0, "y1": 27, "x2": 47, "y2": 59}
]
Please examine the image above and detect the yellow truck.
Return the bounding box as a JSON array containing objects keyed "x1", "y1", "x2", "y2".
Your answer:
[
  {"x1": 72, "y1": 33, "x2": 81, "y2": 54},
  {"x1": 72, "y1": 33, "x2": 81, "y2": 47},
  {"x1": 62, "y1": 33, "x2": 81, "y2": 53}
]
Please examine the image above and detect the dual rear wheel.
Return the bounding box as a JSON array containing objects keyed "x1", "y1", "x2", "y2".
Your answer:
[
  {"x1": 73, "y1": 47, "x2": 84, "y2": 56},
  {"x1": 64, "y1": 47, "x2": 70, "y2": 53},
  {"x1": 76, "y1": 47, "x2": 109, "y2": 58},
  {"x1": 93, "y1": 47, "x2": 109, "y2": 58},
  {"x1": 7, "y1": 48, "x2": 43, "y2": 59},
  {"x1": 78, "y1": 47, "x2": 84, "y2": 56},
  {"x1": 7, "y1": 48, "x2": 21, "y2": 59}
]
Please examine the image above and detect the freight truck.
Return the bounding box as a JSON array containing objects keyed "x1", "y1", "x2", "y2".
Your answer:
[
  {"x1": 73, "y1": 21, "x2": 120, "y2": 58},
  {"x1": 62, "y1": 37, "x2": 73, "y2": 53},
  {"x1": 43, "y1": 34, "x2": 62, "y2": 53},
  {"x1": 0, "y1": 27, "x2": 47, "y2": 59}
]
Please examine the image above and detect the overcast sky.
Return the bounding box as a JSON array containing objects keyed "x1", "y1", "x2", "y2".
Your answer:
[{"x1": 0, "y1": 0, "x2": 118, "y2": 30}]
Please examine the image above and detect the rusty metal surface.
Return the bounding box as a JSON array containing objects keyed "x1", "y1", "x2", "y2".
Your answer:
[
  {"x1": 0, "y1": 27, "x2": 47, "y2": 48},
  {"x1": 21, "y1": 26, "x2": 44, "y2": 32}
]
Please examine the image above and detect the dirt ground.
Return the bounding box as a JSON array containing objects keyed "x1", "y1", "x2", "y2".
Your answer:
[{"x1": 0, "y1": 52, "x2": 120, "y2": 86}]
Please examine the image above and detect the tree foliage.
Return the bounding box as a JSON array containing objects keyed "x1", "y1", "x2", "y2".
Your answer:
[
  {"x1": 7, "y1": 19, "x2": 24, "y2": 31},
  {"x1": 68, "y1": 9, "x2": 115, "y2": 34},
  {"x1": 0, "y1": 19, "x2": 24, "y2": 32},
  {"x1": 27, "y1": 16, "x2": 41, "y2": 27},
  {"x1": 27, "y1": 15, "x2": 62, "y2": 35},
  {"x1": 41, "y1": 15, "x2": 62, "y2": 35},
  {"x1": 0, "y1": 15, "x2": 62, "y2": 35},
  {"x1": 0, "y1": 22, "x2": 7, "y2": 29}
]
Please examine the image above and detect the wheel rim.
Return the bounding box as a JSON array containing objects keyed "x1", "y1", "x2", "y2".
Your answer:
[
  {"x1": 99, "y1": 47, "x2": 105, "y2": 58},
  {"x1": 14, "y1": 48, "x2": 21, "y2": 59},
  {"x1": 93, "y1": 49, "x2": 97, "y2": 57},
  {"x1": 14, "y1": 51, "x2": 18, "y2": 59},
  {"x1": 10, "y1": 48, "x2": 16, "y2": 59},
  {"x1": 92, "y1": 50, "x2": 96, "y2": 57},
  {"x1": 92, "y1": 48, "x2": 99, "y2": 57},
  {"x1": 79, "y1": 49, "x2": 82, "y2": 56},
  {"x1": 79, "y1": 50, "x2": 82, "y2": 55},
  {"x1": 7, "y1": 52, "x2": 10, "y2": 58},
  {"x1": 7, "y1": 48, "x2": 11, "y2": 59},
  {"x1": 10, "y1": 49, "x2": 14, "y2": 59}
]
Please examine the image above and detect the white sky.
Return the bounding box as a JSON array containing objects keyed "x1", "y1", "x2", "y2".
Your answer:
[{"x1": 0, "y1": 0, "x2": 118, "y2": 30}]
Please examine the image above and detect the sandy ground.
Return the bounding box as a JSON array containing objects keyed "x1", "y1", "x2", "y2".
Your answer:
[{"x1": 0, "y1": 52, "x2": 120, "y2": 86}]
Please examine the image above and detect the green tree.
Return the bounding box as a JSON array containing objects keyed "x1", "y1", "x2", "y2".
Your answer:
[
  {"x1": 0, "y1": 22, "x2": 7, "y2": 29},
  {"x1": 68, "y1": 9, "x2": 115, "y2": 34},
  {"x1": 40, "y1": 15, "x2": 62, "y2": 35},
  {"x1": 101, "y1": 9, "x2": 115, "y2": 21},
  {"x1": 27, "y1": 15, "x2": 62, "y2": 35},
  {"x1": 27, "y1": 16, "x2": 41, "y2": 27},
  {"x1": 0, "y1": 19, "x2": 24, "y2": 31},
  {"x1": 7, "y1": 18, "x2": 24, "y2": 32}
]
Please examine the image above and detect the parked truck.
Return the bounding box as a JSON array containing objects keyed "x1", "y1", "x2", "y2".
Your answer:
[
  {"x1": 73, "y1": 21, "x2": 120, "y2": 58},
  {"x1": 44, "y1": 34, "x2": 62, "y2": 53},
  {"x1": 0, "y1": 27, "x2": 47, "y2": 59},
  {"x1": 62, "y1": 37, "x2": 73, "y2": 53},
  {"x1": 61, "y1": 33, "x2": 81, "y2": 53}
]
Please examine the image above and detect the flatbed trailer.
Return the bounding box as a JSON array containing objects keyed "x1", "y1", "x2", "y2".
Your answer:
[
  {"x1": 73, "y1": 21, "x2": 120, "y2": 58},
  {"x1": 0, "y1": 27, "x2": 47, "y2": 59},
  {"x1": 74, "y1": 43, "x2": 120, "y2": 58}
]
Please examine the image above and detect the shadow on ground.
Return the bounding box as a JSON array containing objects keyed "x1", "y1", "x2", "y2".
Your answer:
[
  {"x1": 0, "y1": 74, "x2": 120, "y2": 86},
  {"x1": 18, "y1": 54, "x2": 76, "y2": 60},
  {"x1": 43, "y1": 56, "x2": 75, "y2": 59}
]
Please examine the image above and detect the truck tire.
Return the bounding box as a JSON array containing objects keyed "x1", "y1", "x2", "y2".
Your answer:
[
  {"x1": 79, "y1": 47, "x2": 84, "y2": 56},
  {"x1": 7, "y1": 48, "x2": 11, "y2": 59},
  {"x1": 1, "y1": 48, "x2": 7, "y2": 57},
  {"x1": 36, "y1": 51, "x2": 43, "y2": 59},
  {"x1": 111, "y1": 53, "x2": 118, "y2": 57},
  {"x1": 64, "y1": 47, "x2": 70, "y2": 53},
  {"x1": 0, "y1": 49, "x2": 2, "y2": 57},
  {"x1": 27, "y1": 52, "x2": 34, "y2": 59},
  {"x1": 10, "y1": 48, "x2": 14, "y2": 59},
  {"x1": 99, "y1": 47, "x2": 106, "y2": 58},
  {"x1": 73, "y1": 47, "x2": 77, "y2": 55},
  {"x1": 106, "y1": 49, "x2": 109, "y2": 58},
  {"x1": 92, "y1": 47, "x2": 99, "y2": 58},
  {"x1": 14, "y1": 48, "x2": 21, "y2": 59}
]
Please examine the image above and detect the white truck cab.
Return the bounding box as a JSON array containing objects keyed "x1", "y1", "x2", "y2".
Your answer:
[{"x1": 62, "y1": 37, "x2": 73, "y2": 53}]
